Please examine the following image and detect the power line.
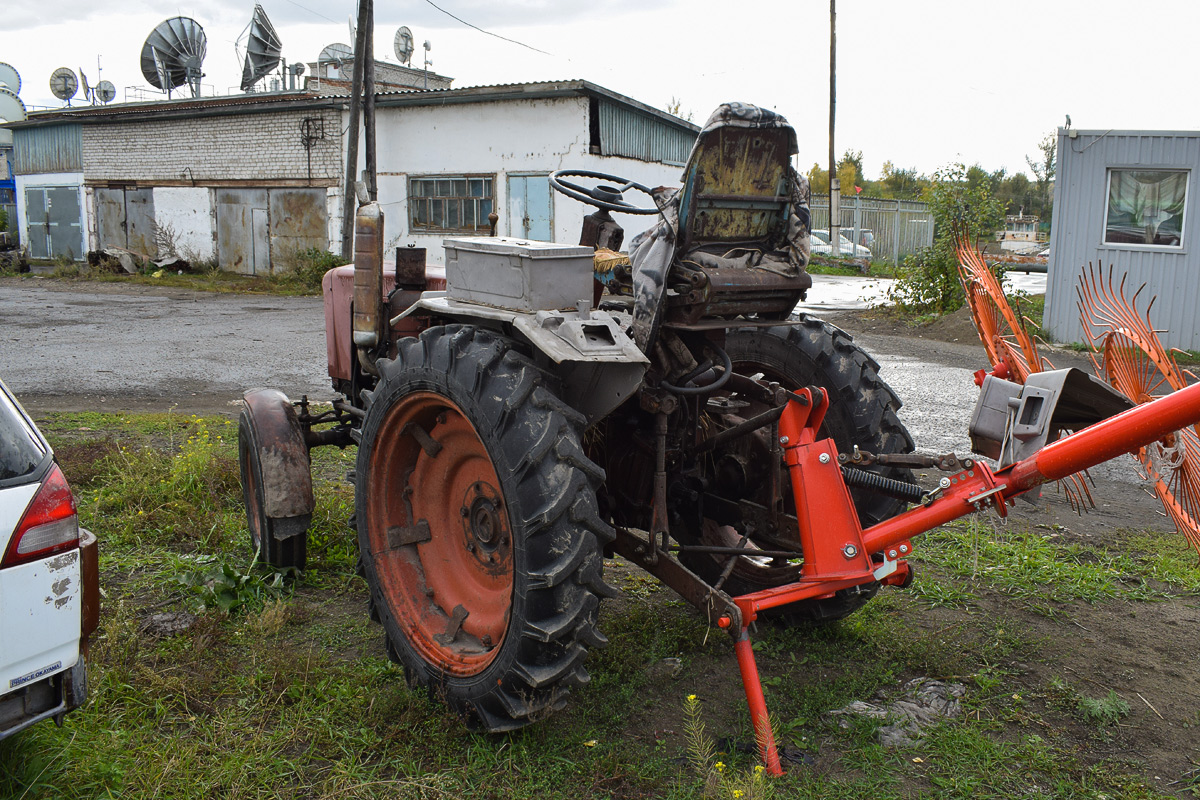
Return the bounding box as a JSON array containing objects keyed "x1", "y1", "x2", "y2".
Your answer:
[
  {"x1": 279, "y1": 0, "x2": 342, "y2": 25},
  {"x1": 422, "y1": 0, "x2": 554, "y2": 56}
]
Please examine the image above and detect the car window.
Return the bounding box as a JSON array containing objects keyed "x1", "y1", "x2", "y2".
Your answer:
[
  {"x1": 0, "y1": 389, "x2": 48, "y2": 483},
  {"x1": 811, "y1": 231, "x2": 830, "y2": 244}
]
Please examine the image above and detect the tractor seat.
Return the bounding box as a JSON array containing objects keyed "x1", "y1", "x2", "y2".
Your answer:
[{"x1": 630, "y1": 103, "x2": 813, "y2": 344}]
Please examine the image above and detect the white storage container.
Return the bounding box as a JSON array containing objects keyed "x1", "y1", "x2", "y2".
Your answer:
[{"x1": 443, "y1": 237, "x2": 594, "y2": 312}]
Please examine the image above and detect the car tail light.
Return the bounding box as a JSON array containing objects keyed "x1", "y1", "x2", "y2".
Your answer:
[{"x1": 2, "y1": 464, "x2": 79, "y2": 569}]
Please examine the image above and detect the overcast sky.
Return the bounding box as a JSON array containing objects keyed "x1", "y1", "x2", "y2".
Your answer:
[{"x1": 3, "y1": 0, "x2": 1198, "y2": 181}]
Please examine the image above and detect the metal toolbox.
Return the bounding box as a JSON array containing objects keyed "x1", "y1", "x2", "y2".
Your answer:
[{"x1": 443, "y1": 237, "x2": 594, "y2": 312}]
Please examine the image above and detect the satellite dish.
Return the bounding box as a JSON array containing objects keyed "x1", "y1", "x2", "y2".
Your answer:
[
  {"x1": 319, "y1": 43, "x2": 353, "y2": 64},
  {"x1": 394, "y1": 26, "x2": 414, "y2": 65},
  {"x1": 79, "y1": 69, "x2": 91, "y2": 103},
  {"x1": 0, "y1": 87, "x2": 28, "y2": 146},
  {"x1": 348, "y1": 16, "x2": 356, "y2": 49},
  {"x1": 140, "y1": 16, "x2": 207, "y2": 98},
  {"x1": 50, "y1": 68, "x2": 78, "y2": 102},
  {"x1": 239, "y1": 4, "x2": 283, "y2": 92},
  {"x1": 96, "y1": 80, "x2": 116, "y2": 104},
  {"x1": 0, "y1": 62, "x2": 21, "y2": 94}
]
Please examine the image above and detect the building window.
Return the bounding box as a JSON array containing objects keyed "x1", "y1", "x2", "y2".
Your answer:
[
  {"x1": 409, "y1": 176, "x2": 494, "y2": 233},
  {"x1": 1104, "y1": 169, "x2": 1188, "y2": 247}
]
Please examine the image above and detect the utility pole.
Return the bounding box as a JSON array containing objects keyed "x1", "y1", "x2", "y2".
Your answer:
[
  {"x1": 829, "y1": 0, "x2": 840, "y2": 256},
  {"x1": 340, "y1": 0, "x2": 371, "y2": 259},
  {"x1": 363, "y1": 0, "x2": 377, "y2": 202}
]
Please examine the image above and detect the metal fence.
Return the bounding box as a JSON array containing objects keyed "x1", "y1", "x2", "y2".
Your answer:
[{"x1": 810, "y1": 196, "x2": 933, "y2": 264}]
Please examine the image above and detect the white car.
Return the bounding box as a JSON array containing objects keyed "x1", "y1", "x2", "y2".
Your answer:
[
  {"x1": 811, "y1": 229, "x2": 872, "y2": 258},
  {"x1": 0, "y1": 380, "x2": 98, "y2": 739}
]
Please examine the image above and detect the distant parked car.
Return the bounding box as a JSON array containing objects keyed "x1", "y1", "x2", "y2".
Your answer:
[
  {"x1": 810, "y1": 229, "x2": 872, "y2": 258},
  {"x1": 0, "y1": 379, "x2": 98, "y2": 739}
]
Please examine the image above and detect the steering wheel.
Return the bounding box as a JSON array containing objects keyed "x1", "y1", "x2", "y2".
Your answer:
[{"x1": 549, "y1": 169, "x2": 661, "y2": 215}]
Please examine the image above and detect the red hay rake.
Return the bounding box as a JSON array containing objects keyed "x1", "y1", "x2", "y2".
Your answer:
[
  {"x1": 955, "y1": 234, "x2": 1049, "y2": 383},
  {"x1": 955, "y1": 235, "x2": 1099, "y2": 510},
  {"x1": 1077, "y1": 263, "x2": 1200, "y2": 556},
  {"x1": 954, "y1": 242, "x2": 1200, "y2": 558}
]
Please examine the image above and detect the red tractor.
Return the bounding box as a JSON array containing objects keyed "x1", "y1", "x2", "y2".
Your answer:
[{"x1": 239, "y1": 103, "x2": 1200, "y2": 773}]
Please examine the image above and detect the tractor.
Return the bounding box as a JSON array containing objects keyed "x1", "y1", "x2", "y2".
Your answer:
[{"x1": 238, "y1": 103, "x2": 1200, "y2": 773}]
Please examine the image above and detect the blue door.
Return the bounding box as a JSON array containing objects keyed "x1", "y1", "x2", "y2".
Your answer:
[{"x1": 507, "y1": 175, "x2": 552, "y2": 241}]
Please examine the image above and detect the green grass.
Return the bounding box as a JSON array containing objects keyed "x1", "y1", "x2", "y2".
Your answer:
[
  {"x1": 0, "y1": 412, "x2": 1193, "y2": 798},
  {"x1": 907, "y1": 519, "x2": 1200, "y2": 614}
]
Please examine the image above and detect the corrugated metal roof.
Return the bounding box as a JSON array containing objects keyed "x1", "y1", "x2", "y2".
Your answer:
[
  {"x1": 5, "y1": 79, "x2": 699, "y2": 136},
  {"x1": 8, "y1": 91, "x2": 340, "y2": 128}
]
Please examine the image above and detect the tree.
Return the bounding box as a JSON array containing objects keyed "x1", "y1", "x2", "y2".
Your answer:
[
  {"x1": 879, "y1": 161, "x2": 925, "y2": 200},
  {"x1": 807, "y1": 163, "x2": 829, "y2": 196},
  {"x1": 888, "y1": 163, "x2": 1005, "y2": 315},
  {"x1": 1027, "y1": 132, "x2": 1056, "y2": 220}
]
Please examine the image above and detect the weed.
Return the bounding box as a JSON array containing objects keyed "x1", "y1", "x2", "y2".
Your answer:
[
  {"x1": 274, "y1": 247, "x2": 345, "y2": 292},
  {"x1": 681, "y1": 694, "x2": 774, "y2": 799},
  {"x1": 1078, "y1": 691, "x2": 1130, "y2": 726},
  {"x1": 176, "y1": 557, "x2": 294, "y2": 614}
]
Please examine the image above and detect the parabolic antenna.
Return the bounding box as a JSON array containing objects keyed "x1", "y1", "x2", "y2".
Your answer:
[
  {"x1": 0, "y1": 62, "x2": 20, "y2": 94},
  {"x1": 319, "y1": 42, "x2": 353, "y2": 64},
  {"x1": 239, "y1": 4, "x2": 282, "y2": 92},
  {"x1": 50, "y1": 68, "x2": 78, "y2": 102},
  {"x1": 140, "y1": 16, "x2": 207, "y2": 98},
  {"x1": 394, "y1": 26, "x2": 414, "y2": 65},
  {"x1": 78, "y1": 69, "x2": 91, "y2": 103},
  {"x1": 96, "y1": 80, "x2": 116, "y2": 104},
  {"x1": 0, "y1": 87, "x2": 28, "y2": 146}
]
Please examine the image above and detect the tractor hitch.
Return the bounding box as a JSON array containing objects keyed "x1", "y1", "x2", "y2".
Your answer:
[{"x1": 728, "y1": 377, "x2": 1200, "y2": 775}]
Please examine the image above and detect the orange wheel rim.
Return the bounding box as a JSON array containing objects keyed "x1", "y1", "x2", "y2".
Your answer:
[{"x1": 365, "y1": 391, "x2": 513, "y2": 675}]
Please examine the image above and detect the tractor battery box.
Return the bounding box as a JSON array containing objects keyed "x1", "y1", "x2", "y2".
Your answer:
[{"x1": 443, "y1": 237, "x2": 594, "y2": 312}]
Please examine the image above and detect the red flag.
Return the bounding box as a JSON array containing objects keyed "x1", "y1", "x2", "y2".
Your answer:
[{"x1": 854, "y1": 185, "x2": 863, "y2": 194}]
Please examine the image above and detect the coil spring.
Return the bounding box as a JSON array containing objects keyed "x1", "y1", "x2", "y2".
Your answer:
[{"x1": 841, "y1": 466, "x2": 926, "y2": 503}]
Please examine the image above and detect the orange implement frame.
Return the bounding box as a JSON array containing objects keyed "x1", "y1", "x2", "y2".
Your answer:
[{"x1": 734, "y1": 379, "x2": 1200, "y2": 774}]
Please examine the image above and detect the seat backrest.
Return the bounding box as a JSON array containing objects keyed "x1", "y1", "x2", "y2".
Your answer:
[{"x1": 676, "y1": 119, "x2": 794, "y2": 254}]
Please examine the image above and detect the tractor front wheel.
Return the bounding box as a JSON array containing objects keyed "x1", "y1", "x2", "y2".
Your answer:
[{"x1": 356, "y1": 326, "x2": 613, "y2": 731}]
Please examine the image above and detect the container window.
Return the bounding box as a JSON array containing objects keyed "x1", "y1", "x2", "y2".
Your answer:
[{"x1": 1104, "y1": 169, "x2": 1188, "y2": 247}]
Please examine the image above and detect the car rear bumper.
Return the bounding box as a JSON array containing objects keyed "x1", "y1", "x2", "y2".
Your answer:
[{"x1": 0, "y1": 657, "x2": 86, "y2": 741}]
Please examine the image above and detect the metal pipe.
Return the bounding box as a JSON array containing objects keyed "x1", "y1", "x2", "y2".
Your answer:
[
  {"x1": 861, "y1": 380, "x2": 1200, "y2": 556},
  {"x1": 668, "y1": 545, "x2": 799, "y2": 559},
  {"x1": 735, "y1": 629, "x2": 783, "y2": 776},
  {"x1": 694, "y1": 404, "x2": 785, "y2": 454},
  {"x1": 1005, "y1": 379, "x2": 1200, "y2": 492}
]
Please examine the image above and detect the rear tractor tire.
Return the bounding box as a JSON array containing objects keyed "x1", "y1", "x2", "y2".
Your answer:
[
  {"x1": 679, "y1": 316, "x2": 915, "y2": 623},
  {"x1": 355, "y1": 325, "x2": 614, "y2": 731}
]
